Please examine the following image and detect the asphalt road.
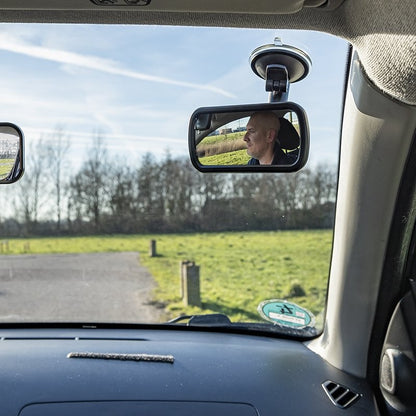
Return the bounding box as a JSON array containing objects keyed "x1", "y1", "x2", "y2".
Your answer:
[{"x1": 0, "y1": 252, "x2": 163, "y2": 323}]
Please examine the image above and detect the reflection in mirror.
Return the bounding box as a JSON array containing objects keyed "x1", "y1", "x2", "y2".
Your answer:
[
  {"x1": 0, "y1": 123, "x2": 24, "y2": 184},
  {"x1": 189, "y1": 104, "x2": 309, "y2": 172},
  {"x1": 197, "y1": 112, "x2": 300, "y2": 166}
]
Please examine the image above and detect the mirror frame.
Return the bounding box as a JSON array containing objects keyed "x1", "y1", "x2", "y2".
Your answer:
[
  {"x1": 189, "y1": 102, "x2": 309, "y2": 172},
  {"x1": 0, "y1": 122, "x2": 25, "y2": 184}
]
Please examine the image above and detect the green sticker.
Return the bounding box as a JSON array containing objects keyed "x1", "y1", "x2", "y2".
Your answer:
[{"x1": 258, "y1": 299, "x2": 315, "y2": 329}]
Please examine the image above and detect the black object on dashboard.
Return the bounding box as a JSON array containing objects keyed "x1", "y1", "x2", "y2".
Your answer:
[{"x1": 67, "y1": 352, "x2": 174, "y2": 363}]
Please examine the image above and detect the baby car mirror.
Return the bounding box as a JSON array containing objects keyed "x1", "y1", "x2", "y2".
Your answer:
[
  {"x1": 189, "y1": 103, "x2": 309, "y2": 172},
  {"x1": 189, "y1": 38, "x2": 311, "y2": 172}
]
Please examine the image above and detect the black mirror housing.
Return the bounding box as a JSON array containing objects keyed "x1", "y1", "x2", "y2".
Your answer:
[
  {"x1": 189, "y1": 102, "x2": 309, "y2": 172},
  {"x1": 0, "y1": 123, "x2": 24, "y2": 184}
]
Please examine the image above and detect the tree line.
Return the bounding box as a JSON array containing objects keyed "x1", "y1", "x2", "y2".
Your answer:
[{"x1": 0, "y1": 129, "x2": 337, "y2": 237}]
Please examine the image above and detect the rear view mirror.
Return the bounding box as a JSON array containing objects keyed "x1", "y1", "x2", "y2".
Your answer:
[
  {"x1": 189, "y1": 103, "x2": 309, "y2": 172},
  {"x1": 0, "y1": 123, "x2": 24, "y2": 184}
]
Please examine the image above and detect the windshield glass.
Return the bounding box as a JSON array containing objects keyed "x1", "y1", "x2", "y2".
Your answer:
[{"x1": 0, "y1": 24, "x2": 348, "y2": 335}]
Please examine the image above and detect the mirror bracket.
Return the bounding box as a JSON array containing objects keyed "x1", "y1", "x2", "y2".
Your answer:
[
  {"x1": 250, "y1": 37, "x2": 312, "y2": 103},
  {"x1": 266, "y1": 64, "x2": 290, "y2": 103}
]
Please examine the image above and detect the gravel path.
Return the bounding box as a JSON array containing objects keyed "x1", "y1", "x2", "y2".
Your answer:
[{"x1": 0, "y1": 252, "x2": 163, "y2": 323}]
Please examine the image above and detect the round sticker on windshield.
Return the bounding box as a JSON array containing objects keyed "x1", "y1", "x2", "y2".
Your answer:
[{"x1": 257, "y1": 299, "x2": 315, "y2": 329}]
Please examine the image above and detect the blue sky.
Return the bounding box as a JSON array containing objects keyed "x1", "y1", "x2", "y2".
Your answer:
[{"x1": 0, "y1": 24, "x2": 348, "y2": 168}]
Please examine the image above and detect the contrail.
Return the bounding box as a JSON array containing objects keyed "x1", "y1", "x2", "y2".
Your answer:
[{"x1": 0, "y1": 34, "x2": 235, "y2": 98}]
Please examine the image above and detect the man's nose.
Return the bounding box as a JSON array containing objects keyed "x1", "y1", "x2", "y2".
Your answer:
[{"x1": 243, "y1": 133, "x2": 248, "y2": 142}]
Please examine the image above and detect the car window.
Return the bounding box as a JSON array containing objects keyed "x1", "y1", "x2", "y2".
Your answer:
[{"x1": 0, "y1": 24, "x2": 348, "y2": 336}]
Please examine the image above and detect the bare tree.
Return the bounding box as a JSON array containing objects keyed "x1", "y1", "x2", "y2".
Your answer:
[
  {"x1": 14, "y1": 137, "x2": 49, "y2": 234},
  {"x1": 68, "y1": 133, "x2": 110, "y2": 231},
  {"x1": 160, "y1": 155, "x2": 197, "y2": 228},
  {"x1": 45, "y1": 126, "x2": 71, "y2": 232},
  {"x1": 136, "y1": 153, "x2": 165, "y2": 230},
  {"x1": 107, "y1": 161, "x2": 138, "y2": 232}
]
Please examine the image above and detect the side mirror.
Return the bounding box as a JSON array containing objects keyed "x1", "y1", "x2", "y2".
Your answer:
[
  {"x1": 189, "y1": 103, "x2": 309, "y2": 172},
  {"x1": 0, "y1": 123, "x2": 24, "y2": 184}
]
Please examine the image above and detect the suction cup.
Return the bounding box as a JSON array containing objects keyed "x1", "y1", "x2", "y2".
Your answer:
[{"x1": 250, "y1": 39, "x2": 311, "y2": 84}]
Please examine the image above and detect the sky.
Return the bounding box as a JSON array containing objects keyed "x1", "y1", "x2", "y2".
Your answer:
[{"x1": 0, "y1": 24, "x2": 349, "y2": 170}]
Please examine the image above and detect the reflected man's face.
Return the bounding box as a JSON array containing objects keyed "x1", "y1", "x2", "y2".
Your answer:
[{"x1": 244, "y1": 116, "x2": 275, "y2": 162}]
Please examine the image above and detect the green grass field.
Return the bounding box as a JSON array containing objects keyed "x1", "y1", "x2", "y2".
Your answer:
[
  {"x1": 0, "y1": 230, "x2": 332, "y2": 326},
  {"x1": 198, "y1": 132, "x2": 249, "y2": 165},
  {"x1": 200, "y1": 149, "x2": 250, "y2": 165},
  {"x1": 0, "y1": 159, "x2": 15, "y2": 179}
]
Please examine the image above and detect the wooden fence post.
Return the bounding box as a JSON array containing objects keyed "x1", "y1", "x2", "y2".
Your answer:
[
  {"x1": 179, "y1": 260, "x2": 188, "y2": 298},
  {"x1": 1, "y1": 240, "x2": 9, "y2": 253},
  {"x1": 149, "y1": 240, "x2": 156, "y2": 257},
  {"x1": 181, "y1": 261, "x2": 201, "y2": 307}
]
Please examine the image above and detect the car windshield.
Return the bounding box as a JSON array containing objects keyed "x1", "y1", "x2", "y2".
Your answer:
[{"x1": 0, "y1": 24, "x2": 348, "y2": 336}]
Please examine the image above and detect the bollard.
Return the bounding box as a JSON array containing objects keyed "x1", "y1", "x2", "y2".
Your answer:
[
  {"x1": 1, "y1": 240, "x2": 9, "y2": 253},
  {"x1": 179, "y1": 260, "x2": 192, "y2": 298},
  {"x1": 179, "y1": 261, "x2": 185, "y2": 298},
  {"x1": 181, "y1": 261, "x2": 201, "y2": 307},
  {"x1": 149, "y1": 240, "x2": 156, "y2": 257}
]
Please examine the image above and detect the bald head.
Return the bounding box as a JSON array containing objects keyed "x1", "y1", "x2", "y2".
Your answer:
[
  {"x1": 249, "y1": 111, "x2": 280, "y2": 134},
  {"x1": 244, "y1": 112, "x2": 281, "y2": 165}
]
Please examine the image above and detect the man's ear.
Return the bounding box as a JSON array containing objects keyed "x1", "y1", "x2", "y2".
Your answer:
[{"x1": 266, "y1": 128, "x2": 276, "y2": 143}]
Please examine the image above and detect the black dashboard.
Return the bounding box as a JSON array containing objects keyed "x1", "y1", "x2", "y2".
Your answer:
[{"x1": 0, "y1": 327, "x2": 378, "y2": 415}]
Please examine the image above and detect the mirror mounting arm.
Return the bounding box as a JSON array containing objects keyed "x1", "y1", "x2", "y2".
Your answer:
[
  {"x1": 266, "y1": 64, "x2": 289, "y2": 103},
  {"x1": 250, "y1": 37, "x2": 311, "y2": 103}
]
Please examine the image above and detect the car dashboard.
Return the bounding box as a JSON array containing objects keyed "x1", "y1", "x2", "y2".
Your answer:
[{"x1": 0, "y1": 327, "x2": 378, "y2": 415}]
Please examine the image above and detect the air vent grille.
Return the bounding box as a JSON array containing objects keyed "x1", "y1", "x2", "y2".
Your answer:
[{"x1": 322, "y1": 380, "x2": 361, "y2": 409}]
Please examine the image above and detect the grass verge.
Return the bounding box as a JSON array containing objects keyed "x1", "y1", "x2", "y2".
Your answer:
[{"x1": 1, "y1": 230, "x2": 332, "y2": 326}]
